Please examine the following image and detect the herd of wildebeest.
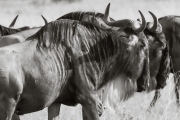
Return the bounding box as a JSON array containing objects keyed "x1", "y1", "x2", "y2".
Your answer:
[{"x1": 1, "y1": 2, "x2": 180, "y2": 120}]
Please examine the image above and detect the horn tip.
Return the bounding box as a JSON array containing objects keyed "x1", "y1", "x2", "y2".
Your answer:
[
  {"x1": 41, "y1": 15, "x2": 45, "y2": 19},
  {"x1": 138, "y1": 10, "x2": 142, "y2": 14},
  {"x1": 148, "y1": 11, "x2": 153, "y2": 14},
  {"x1": 107, "y1": 3, "x2": 111, "y2": 8},
  {"x1": 148, "y1": 11, "x2": 157, "y2": 20},
  {"x1": 15, "y1": 15, "x2": 19, "y2": 19}
]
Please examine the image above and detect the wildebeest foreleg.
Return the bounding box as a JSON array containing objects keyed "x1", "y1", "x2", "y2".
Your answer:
[
  {"x1": 62, "y1": 42, "x2": 99, "y2": 120},
  {"x1": 48, "y1": 103, "x2": 61, "y2": 120},
  {"x1": 174, "y1": 77, "x2": 180, "y2": 105},
  {"x1": 73, "y1": 57, "x2": 99, "y2": 120},
  {"x1": 150, "y1": 89, "x2": 161, "y2": 107},
  {"x1": 82, "y1": 96, "x2": 103, "y2": 120},
  {"x1": 79, "y1": 94, "x2": 99, "y2": 120}
]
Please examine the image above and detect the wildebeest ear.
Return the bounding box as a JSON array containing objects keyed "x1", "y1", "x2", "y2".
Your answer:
[
  {"x1": 9, "y1": 15, "x2": 19, "y2": 27},
  {"x1": 41, "y1": 15, "x2": 48, "y2": 25}
]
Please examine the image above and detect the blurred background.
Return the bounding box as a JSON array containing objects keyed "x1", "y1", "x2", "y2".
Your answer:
[
  {"x1": 0, "y1": 0, "x2": 179, "y2": 27},
  {"x1": 0, "y1": 0, "x2": 180, "y2": 120}
]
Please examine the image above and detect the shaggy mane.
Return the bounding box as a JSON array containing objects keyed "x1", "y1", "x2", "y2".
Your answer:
[
  {"x1": 57, "y1": 11, "x2": 115, "y2": 22},
  {"x1": 27, "y1": 19, "x2": 116, "y2": 50}
]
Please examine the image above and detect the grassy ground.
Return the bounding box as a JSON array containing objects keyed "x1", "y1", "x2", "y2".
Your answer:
[
  {"x1": 20, "y1": 74, "x2": 180, "y2": 120},
  {"x1": 0, "y1": 0, "x2": 180, "y2": 119}
]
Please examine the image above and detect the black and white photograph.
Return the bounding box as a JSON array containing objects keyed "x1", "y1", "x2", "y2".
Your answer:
[{"x1": 0, "y1": 0, "x2": 179, "y2": 120}]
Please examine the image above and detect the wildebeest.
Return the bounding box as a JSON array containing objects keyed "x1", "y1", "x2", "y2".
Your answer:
[
  {"x1": 0, "y1": 27, "x2": 41, "y2": 47},
  {"x1": 99, "y1": 6, "x2": 170, "y2": 109},
  {"x1": 158, "y1": 15, "x2": 180, "y2": 105},
  {"x1": 0, "y1": 15, "x2": 47, "y2": 38},
  {"x1": 57, "y1": 3, "x2": 151, "y2": 111},
  {"x1": 142, "y1": 12, "x2": 170, "y2": 107},
  {"x1": 0, "y1": 8, "x2": 151, "y2": 119},
  {"x1": 0, "y1": 16, "x2": 47, "y2": 120},
  {"x1": 0, "y1": 15, "x2": 20, "y2": 37},
  {"x1": 0, "y1": 15, "x2": 30, "y2": 37},
  {"x1": 0, "y1": 15, "x2": 49, "y2": 48},
  {"x1": 58, "y1": 4, "x2": 170, "y2": 110}
]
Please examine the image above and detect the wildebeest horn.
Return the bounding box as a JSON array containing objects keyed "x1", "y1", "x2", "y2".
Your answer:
[
  {"x1": 131, "y1": 10, "x2": 146, "y2": 33},
  {"x1": 103, "y1": 4, "x2": 146, "y2": 33},
  {"x1": 103, "y1": 3, "x2": 133, "y2": 27},
  {"x1": 41, "y1": 15, "x2": 48, "y2": 24},
  {"x1": 148, "y1": 11, "x2": 158, "y2": 32},
  {"x1": 147, "y1": 11, "x2": 162, "y2": 33},
  {"x1": 9, "y1": 15, "x2": 19, "y2": 27}
]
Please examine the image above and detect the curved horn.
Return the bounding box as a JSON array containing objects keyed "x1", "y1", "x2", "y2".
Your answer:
[
  {"x1": 104, "y1": 3, "x2": 110, "y2": 22},
  {"x1": 132, "y1": 10, "x2": 146, "y2": 33},
  {"x1": 103, "y1": 3, "x2": 132, "y2": 27},
  {"x1": 41, "y1": 15, "x2": 48, "y2": 24},
  {"x1": 9, "y1": 15, "x2": 18, "y2": 27},
  {"x1": 148, "y1": 11, "x2": 158, "y2": 32}
]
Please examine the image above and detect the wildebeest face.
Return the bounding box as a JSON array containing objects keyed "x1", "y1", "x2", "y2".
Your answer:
[
  {"x1": 144, "y1": 12, "x2": 170, "y2": 90},
  {"x1": 101, "y1": 3, "x2": 149, "y2": 92}
]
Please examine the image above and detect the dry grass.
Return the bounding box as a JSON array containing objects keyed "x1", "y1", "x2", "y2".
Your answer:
[
  {"x1": 20, "y1": 74, "x2": 180, "y2": 120},
  {"x1": 0, "y1": 0, "x2": 180, "y2": 119}
]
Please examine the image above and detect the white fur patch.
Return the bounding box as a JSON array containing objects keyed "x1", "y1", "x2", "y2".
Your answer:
[
  {"x1": 128, "y1": 35, "x2": 138, "y2": 46},
  {"x1": 102, "y1": 74, "x2": 137, "y2": 112}
]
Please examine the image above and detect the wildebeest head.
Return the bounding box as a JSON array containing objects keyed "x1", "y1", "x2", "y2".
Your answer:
[
  {"x1": 0, "y1": 15, "x2": 48, "y2": 37},
  {"x1": 102, "y1": 4, "x2": 150, "y2": 94},
  {"x1": 58, "y1": 3, "x2": 150, "y2": 94},
  {"x1": 142, "y1": 12, "x2": 170, "y2": 91},
  {"x1": 89, "y1": 4, "x2": 150, "y2": 106},
  {"x1": 0, "y1": 15, "x2": 20, "y2": 37}
]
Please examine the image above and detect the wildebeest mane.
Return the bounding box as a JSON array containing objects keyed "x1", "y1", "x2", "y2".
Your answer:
[
  {"x1": 27, "y1": 19, "x2": 135, "y2": 86},
  {"x1": 0, "y1": 25, "x2": 20, "y2": 36},
  {"x1": 57, "y1": 11, "x2": 115, "y2": 22},
  {"x1": 27, "y1": 19, "x2": 116, "y2": 50}
]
